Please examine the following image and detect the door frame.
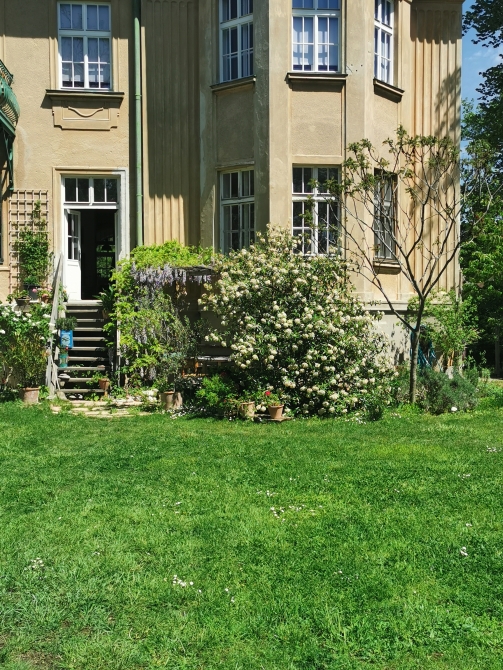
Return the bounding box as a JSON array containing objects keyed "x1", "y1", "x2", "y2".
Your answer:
[
  {"x1": 65, "y1": 209, "x2": 82, "y2": 301},
  {"x1": 57, "y1": 169, "x2": 129, "y2": 300}
]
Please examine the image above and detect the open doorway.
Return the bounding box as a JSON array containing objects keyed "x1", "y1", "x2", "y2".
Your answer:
[{"x1": 63, "y1": 177, "x2": 118, "y2": 301}]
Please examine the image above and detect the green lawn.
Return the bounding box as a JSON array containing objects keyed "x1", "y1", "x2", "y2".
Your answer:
[{"x1": 1, "y1": 404, "x2": 503, "y2": 669}]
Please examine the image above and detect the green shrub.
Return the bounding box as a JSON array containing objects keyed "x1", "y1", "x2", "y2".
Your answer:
[
  {"x1": 195, "y1": 374, "x2": 238, "y2": 416},
  {"x1": 417, "y1": 368, "x2": 479, "y2": 414},
  {"x1": 200, "y1": 227, "x2": 394, "y2": 417},
  {"x1": 14, "y1": 202, "x2": 53, "y2": 288}
]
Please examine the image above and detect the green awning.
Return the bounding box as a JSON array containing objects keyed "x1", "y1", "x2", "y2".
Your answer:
[{"x1": 0, "y1": 59, "x2": 19, "y2": 194}]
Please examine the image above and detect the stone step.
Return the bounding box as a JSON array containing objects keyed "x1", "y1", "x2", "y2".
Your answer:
[
  {"x1": 60, "y1": 388, "x2": 105, "y2": 396},
  {"x1": 58, "y1": 366, "x2": 107, "y2": 372},
  {"x1": 67, "y1": 356, "x2": 108, "y2": 363},
  {"x1": 72, "y1": 337, "x2": 105, "y2": 343}
]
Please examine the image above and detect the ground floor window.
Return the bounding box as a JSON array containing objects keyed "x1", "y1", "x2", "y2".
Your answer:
[
  {"x1": 221, "y1": 168, "x2": 255, "y2": 253},
  {"x1": 292, "y1": 166, "x2": 339, "y2": 254}
]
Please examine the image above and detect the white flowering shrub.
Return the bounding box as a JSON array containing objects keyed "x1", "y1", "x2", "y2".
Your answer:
[{"x1": 200, "y1": 228, "x2": 393, "y2": 417}]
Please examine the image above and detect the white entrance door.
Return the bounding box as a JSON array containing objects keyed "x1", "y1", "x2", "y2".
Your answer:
[{"x1": 65, "y1": 210, "x2": 81, "y2": 301}]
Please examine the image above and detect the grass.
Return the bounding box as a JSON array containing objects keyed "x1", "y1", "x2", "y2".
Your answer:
[{"x1": 0, "y1": 403, "x2": 503, "y2": 669}]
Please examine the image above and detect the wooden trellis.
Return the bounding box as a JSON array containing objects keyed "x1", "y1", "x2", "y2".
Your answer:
[{"x1": 8, "y1": 190, "x2": 49, "y2": 293}]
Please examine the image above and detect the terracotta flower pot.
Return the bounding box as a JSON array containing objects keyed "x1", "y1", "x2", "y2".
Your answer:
[
  {"x1": 238, "y1": 401, "x2": 255, "y2": 419},
  {"x1": 267, "y1": 404, "x2": 284, "y2": 420},
  {"x1": 160, "y1": 390, "x2": 175, "y2": 409},
  {"x1": 19, "y1": 387, "x2": 40, "y2": 404},
  {"x1": 98, "y1": 378, "x2": 111, "y2": 392},
  {"x1": 40, "y1": 294, "x2": 50, "y2": 304}
]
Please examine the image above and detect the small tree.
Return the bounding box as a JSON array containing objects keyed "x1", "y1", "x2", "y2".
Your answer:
[{"x1": 320, "y1": 127, "x2": 494, "y2": 403}]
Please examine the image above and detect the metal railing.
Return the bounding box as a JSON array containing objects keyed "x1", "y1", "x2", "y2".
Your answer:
[{"x1": 45, "y1": 254, "x2": 63, "y2": 396}]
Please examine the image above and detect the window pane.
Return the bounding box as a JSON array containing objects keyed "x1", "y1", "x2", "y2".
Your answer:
[
  {"x1": 61, "y1": 36, "x2": 73, "y2": 62},
  {"x1": 87, "y1": 5, "x2": 98, "y2": 30},
  {"x1": 88, "y1": 37, "x2": 99, "y2": 61},
  {"x1": 65, "y1": 178, "x2": 77, "y2": 202},
  {"x1": 78, "y1": 178, "x2": 89, "y2": 202},
  {"x1": 94, "y1": 179, "x2": 105, "y2": 202},
  {"x1": 242, "y1": 170, "x2": 250, "y2": 197},
  {"x1": 73, "y1": 62, "x2": 85, "y2": 86},
  {"x1": 293, "y1": 201, "x2": 304, "y2": 226},
  {"x1": 293, "y1": 168, "x2": 303, "y2": 193},
  {"x1": 241, "y1": 0, "x2": 253, "y2": 16},
  {"x1": 99, "y1": 38, "x2": 110, "y2": 62},
  {"x1": 60, "y1": 4, "x2": 72, "y2": 29},
  {"x1": 249, "y1": 170, "x2": 254, "y2": 195},
  {"x1": 222, "y1": 173, "x2": 231, "y2": 199},
  {"x1": 62, "y1": 62, "x2": 72, "y2": 86},
  {"x1": 73, "y1": 37, "x2": 84, "y2": 63},
  {"x1": 72, "y1": 4, "x2": 83, "y2": 30},
  {"x1": 106, "y1": 179, "x2": 118, "y2": 202},
  {"x1": 88, "y1": 63, "x2": 99, "y2": 87},
  {"x1": 99, "y1": 5, "x2": 110, "y2": 31},
  {"x1": 303, "y1": 167, "x2": 313, "y2": 193},
  {"x1": 230, "y1": 172, "x2": 239, "y2": 198},
  {"x1": 100, "y1": 64, "x2": 111, "y2": 88}
]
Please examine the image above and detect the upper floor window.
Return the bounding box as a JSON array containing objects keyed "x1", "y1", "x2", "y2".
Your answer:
[
  {"x1": 292, "y1": 1, "x2": 340, "y2": 73},
  {"x1": 58, "y1": 3, "x2": 111, "y2": 90},
  {"x1": 292, "y1": 166, "x2": 339, "y2": 255},
  {"x1": 374, "y1": 0, "x2": 393, "y2": 84},
  {"x1": 221, "y1": 168, "x2": 255, "y2": 253},
  {"x1": 220, "y1": 0, "x2": 254, "y2": 82},
  {"x1": 374, "y1": 173, "x2": 397, "y2": 260},
  {"x1": 64, "y1": 177, "x2": 118, "y2": 205}
]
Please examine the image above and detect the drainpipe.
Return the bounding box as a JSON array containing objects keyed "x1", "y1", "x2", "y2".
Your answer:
[{"x1": 134, "y1": 0, "x2": 143, "y2": 247}]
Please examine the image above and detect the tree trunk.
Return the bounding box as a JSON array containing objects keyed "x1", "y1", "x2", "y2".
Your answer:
[
  {"x1": 410, "y1": 328, "x2": 421, "y2": 404},
  {"x1": 496, "y1": 327, "x2": 501, "y2": 378}
]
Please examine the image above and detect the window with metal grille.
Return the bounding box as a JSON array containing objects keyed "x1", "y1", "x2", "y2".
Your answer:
[
  {"x1": 374, "y1": 174, "x2": 397, "y2": 260},
  {"x1": 292, "y1": 166, "x2": 339, "y2": 255}
]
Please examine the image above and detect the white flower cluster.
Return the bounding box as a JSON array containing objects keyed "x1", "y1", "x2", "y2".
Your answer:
[{"x1": 200, "y1": 228, "x2": 393, "y2": 417}]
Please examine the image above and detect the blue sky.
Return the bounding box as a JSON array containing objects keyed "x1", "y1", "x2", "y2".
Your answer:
[{"x1": 462, "y1": 0, "x2": 503, "y2": 102}]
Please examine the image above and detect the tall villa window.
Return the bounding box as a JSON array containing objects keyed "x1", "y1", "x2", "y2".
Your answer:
[
  {"x1": 374, "y1": 174, "x2": 397, "y2": 259},
  {"x1": 221, "y1": 0, "x2": 254, "y2": 82},
  {"x1": 221, "y1": 169, "x2": 255, "y2": 252},
  {"x1": 374, "y1": 0, "x2": 393, "y2": 84},
  {"x1": 292, "y1": 1, "x2": 340, "y2": 73},
  {"x1": 58, "y1": 3, "x2": 111, "y2": 89},
  {"x1": 292, "y1": 167, "x2": 339, "y2": 255}
]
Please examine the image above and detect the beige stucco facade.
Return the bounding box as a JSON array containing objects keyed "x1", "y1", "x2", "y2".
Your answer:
[{"x1": 0, "y1": 0, "x2": 463, "y2": 312}]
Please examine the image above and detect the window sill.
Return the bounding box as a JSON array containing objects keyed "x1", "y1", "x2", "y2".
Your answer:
[
  {"x1": 373, "y1": 259, "x2": 401, "y2": 274},
  {"x1": 46, "y1": 89, "x2": 125, "y2": 100},
  {"x1": 45, "y1": 90, "x2": 124, "y2": 130},
  {"x1": 287, "y1": 71, "x2": 347, "y2": 83},
  {"x1": 373, "y1": 79, "x2": 404, "y2": 103},
  {"x1": 211, "y1": 76, "x2": 256, "y2": 93}
]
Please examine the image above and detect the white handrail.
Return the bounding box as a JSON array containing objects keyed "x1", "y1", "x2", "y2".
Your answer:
[{"x1": 45, "y1": 254, "x2": 63, "y2": 395}]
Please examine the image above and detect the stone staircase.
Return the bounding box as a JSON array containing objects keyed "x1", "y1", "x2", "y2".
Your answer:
[{"x1": 58, "y1": 301, "x2": 110, "y2": 398}]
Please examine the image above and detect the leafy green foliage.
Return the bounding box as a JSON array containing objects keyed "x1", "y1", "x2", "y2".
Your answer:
[
  {"x1": 407, "y1": 291, "x2": 479, "y2": 368},
  {"x1": 194, "y1": 374, "x2": 238, "y2": 416},
  {"x1": 14, "y1": 201, "x2": 53, "y2": 288},
  {"x1": 116, "y1": 287, "x2": 192, "y2": 391},
  {"x1": 55, "y1": 316, "x2": 78, "y2": 332},
  {"x1": 201, "y1": 227, "x2": 394, "y2": 417},
  {"x1": 0, "y1": 303, "x2": 51, "y2": 388},
  {"x1": 126, "y1": 239, "x2": 213, "y2": 270},
  {"x1": 415, "y1": 369, "x2": 479, "y2": 415}
]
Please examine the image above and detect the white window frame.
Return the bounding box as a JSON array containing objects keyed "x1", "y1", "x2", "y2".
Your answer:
[
  {"x1": 374, "y1": 0, "x2": 394, "y2": 84},
  {"x1": 58, "y1": 2, "x2": 112, "y2": 90},
  {"x1": 220, "y1": 0, "x2": 254, "y2": 82},
  {"x1": 292, "y1": 166, "x2": 339, "y2": 255},
  {"x1": 292, "y1": 1, "x2": 340, "y2": 73},
  {"x1": 63, "y1": 176, "x2": 119, "y2": 208},
  {"x1": 220, "y1": 168, "x2": 255, "y2": 253}
]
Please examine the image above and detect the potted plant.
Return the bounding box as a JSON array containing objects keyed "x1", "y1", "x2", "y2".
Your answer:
[
  {"x1": 98, "y1": 377, "x2": 111, "y2": 394},
  {"x1": 56, "y1": 316, "x2": 78, "y2": 349},
  {"x1": 39, "y1": 287, "x2": 52, "y2": 304},
  {"x1": 158, "y1": 375, "x2": 176, "y2": 410},
  {"x1": 237, "y1": 394, "x2": 256, "y2": 419},
  {"x1": 8, "y1": 289, "x2": 31, "y2": 307},
  {"x1": 263, "y1": 390, "x2": 284, "y2": 420},
  {"x1": 97, "y1": 286, "x2": 115, "y2": 320}
]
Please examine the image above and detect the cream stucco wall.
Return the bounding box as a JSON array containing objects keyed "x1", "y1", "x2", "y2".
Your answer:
[{"x1": 0, "y1": 0, "x2": 463, "y2": 307}]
